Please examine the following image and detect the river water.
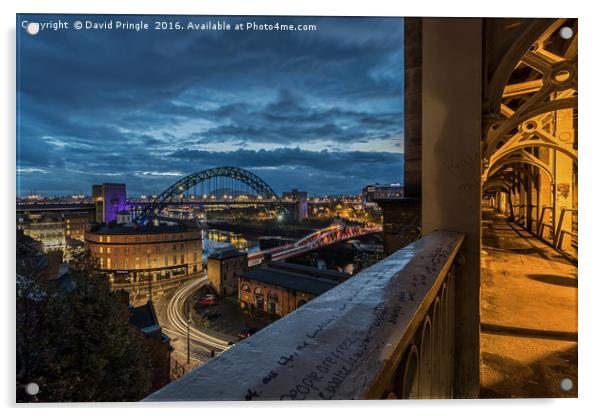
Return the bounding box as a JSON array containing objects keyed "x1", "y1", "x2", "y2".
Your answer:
[{"x1": 202, "y1": 228, "x2": 261, "y2": 261}]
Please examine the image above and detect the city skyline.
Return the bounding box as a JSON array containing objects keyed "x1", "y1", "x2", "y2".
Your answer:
[{"x1": 17, "y1": 15, "x2": 405, "y2": 197}]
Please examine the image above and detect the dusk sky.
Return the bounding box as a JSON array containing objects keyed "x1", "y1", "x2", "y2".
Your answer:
[{"x1": 17, "y1": 15, "x2": 404, "y2": 197}]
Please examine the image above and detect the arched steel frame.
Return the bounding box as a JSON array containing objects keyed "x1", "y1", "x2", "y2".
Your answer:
[
  {"x1": 482, "y1": 18, "x2": 578, "y2": 199},
  {"x1": 134, "y1": 166, "x2": 279, "y2": 221}
]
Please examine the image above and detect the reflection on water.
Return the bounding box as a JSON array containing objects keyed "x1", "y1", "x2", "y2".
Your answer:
[{"x1": 202, "y1": 228, "x2": 260, "y2": 260}]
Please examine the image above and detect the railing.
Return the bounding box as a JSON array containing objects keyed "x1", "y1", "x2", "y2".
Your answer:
[
  {"x1": 537, "y1": 206, "x2": 554, "y2": 240},
  {"x1": 144, "y1": 230, "x2": 465, "y2": 401},
  {"x1": 554, "y1": 208, "x2": 578, "y2": 252}
]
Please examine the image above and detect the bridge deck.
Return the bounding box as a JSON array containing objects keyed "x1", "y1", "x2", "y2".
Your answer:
[{"x1": 480, "y1": 209, "x2": 577, "y2": 398}]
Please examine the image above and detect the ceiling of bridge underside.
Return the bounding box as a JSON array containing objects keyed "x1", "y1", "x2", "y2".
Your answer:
[{"x1": 481, "y1": 18, "x2": 578, "y2": 195}]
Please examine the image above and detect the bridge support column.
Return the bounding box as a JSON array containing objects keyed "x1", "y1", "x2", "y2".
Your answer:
[
  {"x1": 553, "y1": 108, "x2": 576, "y2": 252},
  {"x1": 375, "y1": 17, "x2": 424, "y2": 257},
  {"x1": 377, "y1": 198, "x2": 421, "y2": 256},
  {"x1": 421, "y1": 17, "x2": 482, "y2": 398}
]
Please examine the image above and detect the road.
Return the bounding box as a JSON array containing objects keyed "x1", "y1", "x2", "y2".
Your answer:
[{"x1": 154, "y1": 274, "x2": 232, "y2": 366}]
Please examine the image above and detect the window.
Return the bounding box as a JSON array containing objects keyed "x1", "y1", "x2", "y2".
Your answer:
[
  {"x1": 107, "y1": 257, "x2": 111, "y2": 269},
  {"x1": 99, "y1": 247, "x2": 103, "y2": 254},
  {"x1": 181, "y1": 254, "x2": 185, "y2": 264},
  {"x1": 107, "y1": 247, "x2": 111, "y2": 254},
  {"x1": 173, "y1": 255, "x2": 177, "y2": 265},
  {"x1": 241, "y1": 283, "x2": 251, "y2": 292}
]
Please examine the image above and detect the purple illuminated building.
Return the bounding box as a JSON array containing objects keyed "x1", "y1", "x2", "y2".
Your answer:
[{"x1": 92, "y1": 183, "x2": 127, "y2": 223}]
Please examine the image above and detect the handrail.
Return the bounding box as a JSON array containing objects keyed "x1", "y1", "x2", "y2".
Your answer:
[
  {"x1": 145, "y1": 230, "x2": 465, "y2": 401},
  {"x1": 537, "y1": 206, "x2": 553, "y2": 238},
  {"x1": 554, "y1": 208, "x2": 578, "y2": 250}
]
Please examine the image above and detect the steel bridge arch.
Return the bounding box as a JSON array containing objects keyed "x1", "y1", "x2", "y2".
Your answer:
[{"x1": 134, "y1": 166, "x2": 279, "y2": 222}]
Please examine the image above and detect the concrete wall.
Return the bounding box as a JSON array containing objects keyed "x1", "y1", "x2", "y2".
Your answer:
[
  {"x1": 421, "y1": 17, "x2": 483, "y2": 398},
  {"x1": 404, "y1": 17, "x2": 423, "y2": 198}
]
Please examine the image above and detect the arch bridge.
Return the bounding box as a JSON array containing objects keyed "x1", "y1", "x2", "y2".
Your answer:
[{"x1": 133, "y1": 166, "x2": 280, "y2": 222}]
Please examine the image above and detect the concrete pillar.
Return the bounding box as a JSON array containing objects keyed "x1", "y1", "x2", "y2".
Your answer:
[
  {"x1": 518, "y1": 174, "x2": 529, "y2": 228},
  {"x1": 379, "y1": 198, "x2": 421, "y2": 256},
  {"x1": 404, "y1": 17, "x2": 422, "y2": 199},
  {"x1": 538, "y1": 148, "x2": 553, "y2": 242},
  {"x1": 421, "y1": 17, "x2": 482, "y2": 398},
  {"x1": 553, "y1": 108, "x2": 575, "y2": 251},
  {"x1": 377, "y1": 18, "x2": 422, "y2": 255},
  {"x1": 529, "y1": 167, "x2": 539, "y2": 233}
]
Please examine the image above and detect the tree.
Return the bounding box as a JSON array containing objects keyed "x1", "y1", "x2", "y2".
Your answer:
[{"x1": 17, "y1": 248, "x2": 153, "y2": 402}]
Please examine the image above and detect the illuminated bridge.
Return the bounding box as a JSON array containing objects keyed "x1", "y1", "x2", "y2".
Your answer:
[
  {"x1": 247, "y1": 222, "x2": 382, "y2": 268},
  {"x1": 132, "y1": 167, "x2": 284, "y2": 222}
]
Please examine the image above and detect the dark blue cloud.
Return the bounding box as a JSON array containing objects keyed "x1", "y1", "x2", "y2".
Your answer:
[{"x1": 17, "y1": 14, "x2": 404, "y2": 196}]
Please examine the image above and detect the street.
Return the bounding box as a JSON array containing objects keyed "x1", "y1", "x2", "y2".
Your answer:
[{"x1": 153, "y1": 273, "x2": 232, "y2": 367}]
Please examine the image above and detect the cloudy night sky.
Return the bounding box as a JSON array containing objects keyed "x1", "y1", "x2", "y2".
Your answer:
[{"x1": 17, "y1": 15, "x2": 404, "y2": 197}]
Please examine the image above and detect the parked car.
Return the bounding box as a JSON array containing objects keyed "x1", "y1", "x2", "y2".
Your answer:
[
  {"x1": 197, "y1": 297, "x2": 216, "y2": 306},
  {"x1": 238, "y1": 326, "x2": 258, "y2": 340},
  {"x1": 201, "y1": 294, "x2": 216, "y2": 301}
]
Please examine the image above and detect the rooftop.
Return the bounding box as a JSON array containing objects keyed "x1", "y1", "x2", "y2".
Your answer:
[
  {"x1": 208, "y1": 248, "x2": 247, "y2": 260},
  {"x1": 266, "y1": 261, "x2": 350, "y2": 282},
  {"x1": 89, "y1": 221, "x2": 194, "y2": 235},
  {"x1": 129, "y1": 301, "x2": 161, "y2": 335},
  {"x1": 241, "y1": 266, "x2": 339, "y2": 296}
]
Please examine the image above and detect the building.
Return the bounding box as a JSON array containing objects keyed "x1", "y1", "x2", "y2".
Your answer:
[
  {"x1": 16, "y1": 229, "x2": 63, "y2": 280},
  {"x1": 128, "y1": 301, "x2": 172, "y2": 392},
  {"x1": 238, "y1": 261, "x2": 348, "y2": 316},
  {"x1": 282, "y1": 188, "x2": 308, "y2": 222},
  {"x1": 207, "y1": 248, "x2": 247, "y2": 297},
  {"x1": 17, "y1": 213, "x2": 65, "y2": 252},
  {"x1": 85, "y1": 221, "x2": 203, "y2": 305},
  {"x1": 92, "y1": 183, "x2": 128, "y2": 223},
  {"x1": 63, "y1": 211, "x2": 91, "y2": 241},
  {"x1": 363, "y1": 184, "x2": 404, "y2": 205}
]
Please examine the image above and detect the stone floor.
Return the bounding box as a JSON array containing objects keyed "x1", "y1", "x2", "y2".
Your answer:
[{"x1": 480, "y1": 209, "x2": 578, "y2": 398}]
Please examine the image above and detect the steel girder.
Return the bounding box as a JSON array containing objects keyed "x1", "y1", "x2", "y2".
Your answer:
[{"x1": 482, "y1": 18, "x2": 577, "y2": 195}]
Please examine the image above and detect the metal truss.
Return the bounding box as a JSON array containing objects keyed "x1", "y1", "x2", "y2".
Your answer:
[
  {"x1": 134, "y1": 166, "x2": 279, "y2": 222},
  {"x1": 482, "y1": 18, "x2": 578, "y2": 189}
]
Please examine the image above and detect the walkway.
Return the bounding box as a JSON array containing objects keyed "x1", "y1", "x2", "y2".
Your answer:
[{"x1": 480, "y1": 209, "x2": 578, "y2": 398}]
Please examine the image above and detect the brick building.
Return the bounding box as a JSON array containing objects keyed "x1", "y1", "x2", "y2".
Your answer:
[
  {"x1": 238, "y1": 262, "x2": 348, "y2": 316},
  {"x1": 207, "y1": 248, "x2": 247, "y2": 297},
  {"x1": 63, "y1": 211, "x2": 91, "y2": 241}
]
